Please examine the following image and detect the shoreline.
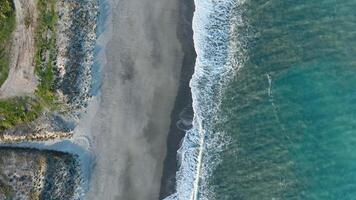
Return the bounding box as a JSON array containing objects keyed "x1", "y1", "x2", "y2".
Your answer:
[
  {"x1": 159, "y1": 0, "x2": 196, "y2": 198},
  {"x1": 85, "y1": 0, "x2": 185, "y2": 199}
]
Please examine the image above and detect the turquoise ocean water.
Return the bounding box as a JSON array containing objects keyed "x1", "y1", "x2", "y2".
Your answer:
[{"x1": 166, "y1": 0, "x2": 356, "y2": 199}]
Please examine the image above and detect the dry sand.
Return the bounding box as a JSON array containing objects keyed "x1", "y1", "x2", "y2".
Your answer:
[
  {"x1": 0, "y1": 0, "x2": 38, "y2": 98},
  {"x1": 85, "y1": 0, "x2": 183, "y2": 199}
]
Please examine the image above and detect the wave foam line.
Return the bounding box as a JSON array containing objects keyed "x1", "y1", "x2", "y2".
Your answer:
[
  {"x1": 164, "y1": 0, "x2": 246, "y2": 199},
  {"x1": 191, "y1": 122, "x2": 205, "y2": 200}
]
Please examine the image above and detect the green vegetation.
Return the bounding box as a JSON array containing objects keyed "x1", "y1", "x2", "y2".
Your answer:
[
  {"x1": 0, "y1": 97, "x2": 42, "y2": 131},
  {"x1": 34, "y1": 0, "x2": 58, "y2": 109},
  {"x1": 0, "y1": 0, "x2": 15, "y2": 86},
  {"x1": 0, "y1": 0, "x2": 61, "y2": 132},
  {"x1": 24, "y1": 12, "x2": 31, "y2": 28}
]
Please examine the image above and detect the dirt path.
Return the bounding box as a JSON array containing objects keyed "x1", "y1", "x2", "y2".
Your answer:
[{"x1": 0, "y1": 0, "x2": 38, "y2": 98}]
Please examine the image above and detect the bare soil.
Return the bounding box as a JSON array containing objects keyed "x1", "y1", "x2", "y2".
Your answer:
[{"x1": 0, "y1": 0, "x2": 38, "y2": 98}]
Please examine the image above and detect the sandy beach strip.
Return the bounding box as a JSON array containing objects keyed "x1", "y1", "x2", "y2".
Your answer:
[{"x1": 85, "y1": 0, "x2": 183, "y2": 199}]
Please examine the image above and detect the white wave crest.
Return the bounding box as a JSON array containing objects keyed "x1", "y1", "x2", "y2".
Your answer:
[{"x1": 164, "y1": 0, "x2": 246, "y2": 199}]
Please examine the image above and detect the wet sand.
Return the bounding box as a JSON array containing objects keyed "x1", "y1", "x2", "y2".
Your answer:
[
  {"x1": 159, "y1": 0, "x2": 196, "y2": 198},
  {"x1": 86, "y1": 0, "x2": 183, "y2": 199}
]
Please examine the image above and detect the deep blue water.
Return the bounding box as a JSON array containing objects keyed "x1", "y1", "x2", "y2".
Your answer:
[
  {"x1": 166, "y1": 0, "x2": 356, "y2": 199},
  {"x1": 211, "y1": 0, "x2": 356, "y2": 199}
]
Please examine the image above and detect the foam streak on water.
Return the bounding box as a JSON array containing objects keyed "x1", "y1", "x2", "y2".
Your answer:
[{"x1": 164, "y1": 0, "x2": 245, "y2": 199}]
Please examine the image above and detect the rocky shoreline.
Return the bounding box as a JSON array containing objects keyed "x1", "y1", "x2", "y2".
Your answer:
[
  {"x1": 55, "y1": 0, "x2": 98, "y2": 112},
  {"x1": 0, "y1": 147, "x2": 82, "y2": 199}
]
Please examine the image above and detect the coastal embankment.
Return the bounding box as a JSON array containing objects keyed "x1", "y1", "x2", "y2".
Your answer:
[{"x1": 86, "y1": 0, "x2": 184, "y2": 199}]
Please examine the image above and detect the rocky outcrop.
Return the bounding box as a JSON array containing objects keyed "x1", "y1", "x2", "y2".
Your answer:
[
  {"x1": 55, "y1": 0, "x2": 98, "y2": 113},
  {"x1": 0, "y1": 148, "x2": 82, "y2": 200}
]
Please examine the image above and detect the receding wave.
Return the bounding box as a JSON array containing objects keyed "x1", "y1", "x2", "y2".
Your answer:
[{"x1": 164, "y1": 0, "x2": 247, "y2": 199}]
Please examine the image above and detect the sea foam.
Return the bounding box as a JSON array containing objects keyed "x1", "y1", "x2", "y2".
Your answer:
[{"x1": 164, "y1": 0, "x2": 246, "y2": 199}]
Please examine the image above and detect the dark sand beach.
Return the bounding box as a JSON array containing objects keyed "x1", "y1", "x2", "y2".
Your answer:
[
  {"x1": 86, "y1": 0, "x2": 186, "y2": 199},
  {"x1": 159, "y1": 0, "x2": 196, "y2": 198}
]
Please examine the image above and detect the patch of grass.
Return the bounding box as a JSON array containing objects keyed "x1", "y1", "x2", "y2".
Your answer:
[
  {"x1": 0, "y1": 0, "x2": 16, "y2": 86},
  {"x1": 34, "y1": 0, "x2": 58, "y2": 109},
  {"x1": 24, "y1": 12, "x2": 31, "y2": 28},
  {"x1": 0, "y1": 97, "x2": 43, "y2": 131}
]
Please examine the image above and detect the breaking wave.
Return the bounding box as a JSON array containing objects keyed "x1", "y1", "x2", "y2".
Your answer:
[{"x1": 164, "y1": 0, "x2": 247, "y2": 199}]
